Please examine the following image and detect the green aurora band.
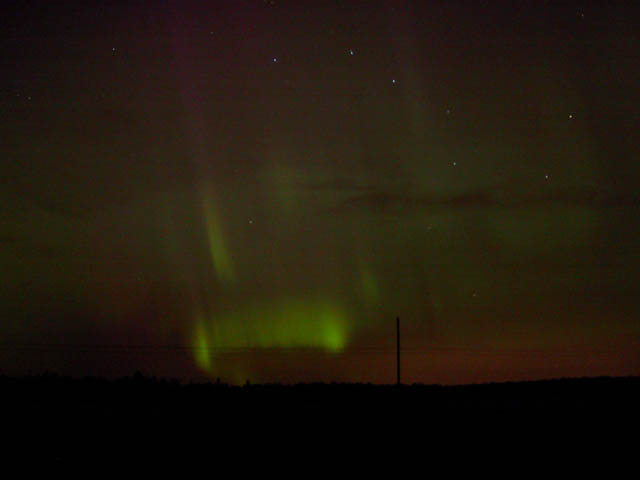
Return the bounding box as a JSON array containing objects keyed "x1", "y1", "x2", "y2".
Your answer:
[{"x1": 192, "y1": 299, "x2": 351, "y2": 374}]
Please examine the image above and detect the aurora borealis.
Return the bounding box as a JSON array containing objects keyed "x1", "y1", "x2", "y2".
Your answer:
[{"x1": 1, "y1": 1, "x2": 639, "y2": 384}]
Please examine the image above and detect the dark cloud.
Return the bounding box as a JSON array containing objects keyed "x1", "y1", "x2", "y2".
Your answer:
[
  {"x1": 339, "y1": 187, "x2": 640, "y2": 213},
  {"x1": 294, "y1": 178, "x2": 375, "y2": 192}
]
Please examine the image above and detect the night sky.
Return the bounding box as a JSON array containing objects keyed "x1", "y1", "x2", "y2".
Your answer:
[{"x1": 1, "y1": 1, "x2": 639, "y2": 384}]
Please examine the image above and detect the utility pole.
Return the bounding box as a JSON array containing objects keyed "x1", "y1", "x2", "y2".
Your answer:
[{"x1": 396, "y1": 316, "x2": 401, "y2": 385}]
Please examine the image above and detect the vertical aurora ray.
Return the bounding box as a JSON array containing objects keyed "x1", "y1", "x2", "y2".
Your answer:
[
  {"x1": 359, "y1": 265, "x2": 380, "y2": 306},
  {"x1": 201, "y1": 189, "x2": 236, "y2": 284}
]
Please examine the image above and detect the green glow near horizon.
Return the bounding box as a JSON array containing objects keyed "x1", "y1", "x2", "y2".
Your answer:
[
  {"x1": 193, "y1": 321, "x2": 212, "y2": 371},
  {"x1": 192, "y1": 299, "x2": 350, "y2": 374}
]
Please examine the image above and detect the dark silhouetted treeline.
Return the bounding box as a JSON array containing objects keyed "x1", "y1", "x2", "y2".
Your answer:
[
  {"x1": 3, "y1": 371, "x2": 640, "y2": 416},
  {"x1": 3, "y1": 372, "x2": 639, "y2": 465}
]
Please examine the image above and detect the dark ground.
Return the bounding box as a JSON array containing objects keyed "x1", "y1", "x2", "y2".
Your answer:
[{"x1": 2, "y1": 373, "x2": 639, "y2": 467}]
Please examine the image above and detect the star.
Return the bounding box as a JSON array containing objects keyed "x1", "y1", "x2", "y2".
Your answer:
[
  {"x1": 272, "y1": 57, "x2": 277, "y2": 63},
  {"x1": 349, "y1": 49, "x2": 355, "y2": 56},
  {"x1": 392, "y1": 79, "x2": 396, "y2": 84},
  {"x1": 545, "y1": 174, "x2": 549, "y2": 180}
]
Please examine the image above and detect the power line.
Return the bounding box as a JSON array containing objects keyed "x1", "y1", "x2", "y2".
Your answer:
[{"x1": 0, "y1": 343, "x2": 629, "y2": 357}]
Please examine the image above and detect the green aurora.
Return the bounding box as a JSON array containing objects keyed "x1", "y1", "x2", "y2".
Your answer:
[{"x1": 1, "y1": 2, "x2": 640, "y2": 384}]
